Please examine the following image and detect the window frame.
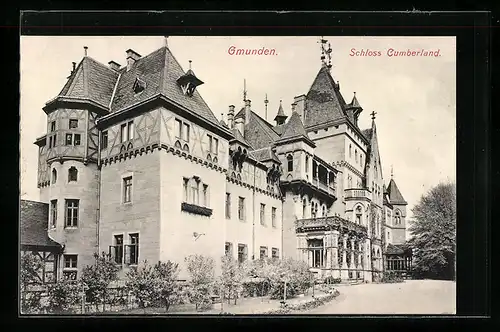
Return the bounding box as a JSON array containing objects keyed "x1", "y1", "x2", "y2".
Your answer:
[
  {"x1": 287, "y1": 154, "x2": 293, "y2": 172},
  {"x1": 259, "y1": 246, "x2": 268, "y2": 260},
  {"x1": 123, "y1": 176, "x2": 133, "y2": 204},
  {"x1": 101, "y1": 130, "x2": 108, "y2": 149},
  {"x1": 128, "y1": 233, "x2": 139, "y2": 266},
  {"x1": 64, "y1": 199, "x2": 79, "y2": 228},
  {"x1": 50, "y1": 199, "x2": 57, "y2": 228},
  {"x1": 260, "y1": 203, "x2": 266, "y2": 226},
  {"x1": 271, "y1": 207, "x2": 277, "y2": 228},
  {"x1": 225, "y1": 193, "x2": 231, "y2": 219},
  {"x1": 69, "y1": 119, "x2": 79, "y2": 129},
  {"x1": 68, "y1": 166, "x2": 78, "y2": 183},
  {"x1": 63, "y1": 254, "x2": 78, "y2": 280},
  {"x1": 237, "y1": 243, "x2": 247, "y2": 263},
  {"x1": 238, "y1": 196, "x2": 245, "y2": 221}
]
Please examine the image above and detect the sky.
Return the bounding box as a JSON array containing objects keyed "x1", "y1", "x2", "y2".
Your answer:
[{"x1": 20, "y1": 36, "x2": 456, "y2": 237}]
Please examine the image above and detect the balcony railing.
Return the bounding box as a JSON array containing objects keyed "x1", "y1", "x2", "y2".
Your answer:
[
  {"x1": 295, "y1": 216, "x2": 368, "y2": 234},
  {"x1": 312, "y1": 178, "x2": 336, "y2": 195},
  {"x1": 344, "y1": 188, "x2": 370, "y2": 200}
]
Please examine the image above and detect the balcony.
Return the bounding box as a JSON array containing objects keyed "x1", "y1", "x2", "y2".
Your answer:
[
  {"x1": 344, "y1": 188, "x2": 371, "y2": 201},
  {"x1": 295, "y1": 215, "x2": 368, "y2": 235},
  {"x1": 312, "y1": 178, "x2": 336, "y2": 196}
]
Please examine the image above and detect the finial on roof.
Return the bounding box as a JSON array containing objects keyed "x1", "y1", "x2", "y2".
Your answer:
[
  {"x1": 370, "y1": 111, "x2": 377, "y2": 120},
  {"x1": 83, "y1": 46, "x2": 88, "y2": 57},
  {"x1": 243, "y1": 79, "x2": 247, "y2": 102},
  {"x1": 391, "y1": 165, "x2": 394, "y2": 179},
  {"x1": 188, "y1": 60, "x2": 192, "y2": 70},
  {"x1": 72, "y1": 62, "x2": 76, "y2": 71},
  {"x1": 318, "y1": 36, "x2": 332, "y2": 70},
  {"x1": 221, "y1": 112, "x2": 224, "y2": 121},
  {"x1": 264, "y1": 93, "x2": 269, "y2": 121},
  {"x1": 164, "y1": 36, "x2": 169, "y2": 47}
]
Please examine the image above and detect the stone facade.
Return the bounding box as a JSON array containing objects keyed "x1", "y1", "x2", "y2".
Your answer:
[{"x1": 30, "y1": 39, "x2": 407, "y2": 283}]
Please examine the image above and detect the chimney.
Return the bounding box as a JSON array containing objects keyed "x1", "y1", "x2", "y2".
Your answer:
[
  {"x1": 227, "y1": 105, "x2": 235, "y2": 129},
  {"x1": 244, "y1": 99, "x2": 251, "y2": 125},
  {"x1": 126, "y1": 49, "x2": 142, "y2": 71},
  {"x1": 291, "y1": 102, "x2": 297, "y2": 114},
  {"x1": 235, "y1": 117, "x2": 245, "y2": 137},
  {"x1": 108, "y1": 61, "x2": 121, "y2": 71},
  {"x1": 294, "y1": 95, "x2": 306, "y2": 119}
]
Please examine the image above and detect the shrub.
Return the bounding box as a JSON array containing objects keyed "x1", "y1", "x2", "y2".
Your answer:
[
  {"x1": 46, "y1": 278, "x2": 81, "y2": 314},
  {"x1": 125, "y1": 260, "x2": 159, "y2": 310},
  {"x1": 151, "y1": 260, "x2": 180, "y2": 311},
  {"x1": 81, "y1": 252, "x2": 119, "y2": 312},
  {"x1": 219, "y1": 255, "x2": 246, "y2": 304},
  {"x1": 185, "y1": 254, "x2": 215, "y2": 311},
  {"x1": 381, "y1": 271, "x2": 404, "y2": 283},
  {"x1": 324, "y1": 276, "x2": 342, "y2": 284},
  {"x1": 20, "y1": 252, "x2": 44, "y2": 313}
]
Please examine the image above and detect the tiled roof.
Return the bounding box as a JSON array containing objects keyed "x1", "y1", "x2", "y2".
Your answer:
[
  {"x1": 303, "y1": 66, "x2": 349, "y2": 128},
  {"x1": 361, "y1": 128, "x2": 373, "y2": 142},
  {"x1": 58, "y1": 56, "x2": 120, "y2": 108},
  {"x1": 230, "y1": 128, "x2": 252, "y2": 148},
  {"x1": 272, "y1": 124, "x2": 286, "y2": 136},
  {"x1": 249, "y1": 147, "x2": 281, "y2": 163},
  {"x1": 110, "y1": 47, "x2": 220, "y2": 126},
  {"x1": 279, "y1": 112, "x2": 309, "y2": 141},
  {"x1": 386, "y1": 179, "x2": 407, "y2": 205},
  {"x1": 386, "y1": 243, "x2": 405, "y2": 255},
  {"x1": 20, "y1": 200, "x2": 62, "y2": 250},
  {"x1": 348, "y1": 93, "x2": 362, "y2": 109},
  {"x1": 235, "y1": 108, "x2": 280, "y2": 150}
]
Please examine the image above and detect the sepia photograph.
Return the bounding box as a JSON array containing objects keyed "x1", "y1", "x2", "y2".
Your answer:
[{"x1": 20, "y1": 35, "x2": 456, "y2": 315}]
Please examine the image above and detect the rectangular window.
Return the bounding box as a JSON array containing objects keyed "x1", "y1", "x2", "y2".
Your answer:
[
  {"x1": 48, "y1": 136, "x2": 53, "y2": 148},
  {"x1": 65, "y1": 199, "x2": 79, "y2": 227},
  {"x1": 260, "y1": 203, "x2": 266, "y2": 226},
  {"x1": 225, "y1": 193, "x2": 231, "y2": 219},
  {"x1": 65, "y1": 133, "x2": 73, "y2": 146},
  {"x1": 50, "y1": 200, "x2": 57, "y2": 228},
  {"x1": 101, "y1": 131, "x2": 108, "y2": 149},
  {"x1": 272, "y1": 207, "x2": 277, "y2": 228},
  {"x1": 308, "y1": 239, "x2": 324, "y2": 268},
  {"x1": 69, "y1": 119, "x2": 78, "y2": 129},
  {"x1": 175, "y1": 119, "x2": 182, "y2": 139},
  {"x1": 183, "y1": 178, "x2": 189, "y2": 202},
  {"x1": 50, "y1": 121, "x2": 56, "y2": 132},
  {"x1": 53, "y1": 134, "x2": 57, "y2": 147},
  {"x1": 120, "y1": 123, "x2": 127, "y2": 143},
  {"x1": 74, "y1": 134, "x2": 81, "y2": 146},
  {"x1": 114, "y1": 235, "x2": 124, "y2": 265},
  {"x1": 260, "y1": 246, "x2": 268, "y2": 260},
  {"x1": 272, "y1": 247, "x2": 279, "y2": 259},
  {"x1": 208, "y1": 135, "x2": 213, "y2": 152},
  {"x1": 225, "y1": 242, "x2": 233, "y2": 257},
  {"x1": 63, "y1": 254, "x2": 78, "y2": 280},
  {"x1": 238, "y1": 197, "x2": 245, "y2": 221},
  {"x1": 203, "y1": 184, "x2": 209, "y2": 207},
  {"x1": 213, "y1": 138, "x2": 219, "y2": 155},
  {"x1": 191, "y1": 180, "x2": 200, "y2": 205},
  {"x1": 129, "y1": 233, "x2": 139, "y2": 265},
  {"x1": 123, "y1": 176, "x2": 132, "y2": 203},
  {"x1": 127, "y1": 121, "x2": 134, "y2": 141},
  {"x1": 238, "y1": 244, "x2": 247, "y2": 263},
  {"x1": 183, "y1": 123, "x2": 190, "y2": 142}
]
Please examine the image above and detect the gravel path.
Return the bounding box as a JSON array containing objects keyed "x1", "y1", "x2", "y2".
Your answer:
[{"x1": 293, "y1": 280, "x2": 456, "y2": 315}]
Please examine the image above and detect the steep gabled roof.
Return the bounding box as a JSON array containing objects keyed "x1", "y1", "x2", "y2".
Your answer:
[
  {"x1": 386, "y1": 178, "x2": 407, "y2": 205},
  {"x1": 110, "y1": 46, "x2": 220, "y2": 126},
  {"x1": 235, "y1": 108, "x2": 280, "y2": 150},
  {"x1": 276, "y1": 112, "x2": 315, "y2": 147},
  {"x1": 57, "y1": 56, "x2": 120, "y2": 109},
  {"x1": 249, "y1": 147, "x2": 281, "y2": 163},
  {"x1": 362, "y1": 128, "x2": 373, "y2": 142},
  {"x1": 20, "y1": 200, "x2": 62, "y2": 250},
  {"x1": 303, "y1": 66, "x2": 349, "y2": 128}
]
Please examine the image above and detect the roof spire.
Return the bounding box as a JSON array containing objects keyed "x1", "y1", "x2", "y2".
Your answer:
[
  {"x1": 188, "y1": 60, "x2": 192, "y2": 70},
  {"x1": 264, "y1": 93, "x2": 269, "y2": 121},
  {"x1": 83, "y1": 46, "x2": 88, "y2": 57},
  {"x1": 243, "y1": 79, "x2": 247, "y2": 102},
  {"x1": 318, "y1": 36, "x2": 332, "y2": 70},
  {"x1": 370, "y1": 111, "x2": 377, "y2": 120},
  {"x1": 391, "y1": 165, "x2": 394, "y2": 179},
  {"x1": 164, "y1": 36, "x2": 169, "y2": 47},
  {"x1": 274, "y1": 99, "x2": 287, "y2": 126}
]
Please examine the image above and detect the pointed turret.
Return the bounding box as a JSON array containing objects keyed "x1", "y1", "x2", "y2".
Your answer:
[
  {"x1": 276, "y1": 111, "x2": 315, "y2": 147},
  {"x1": 274, "y1": 100, "x2": 288, "y2": 125},
  {"x1": 176, "y1": 60, "x2": 204, "y2": 97},
  {"x1": 386, "y1": 178, "x2": 407, "y2": 205},
  {"x1": 345, "y1": 92, "x2": 363, "y2": 126}
]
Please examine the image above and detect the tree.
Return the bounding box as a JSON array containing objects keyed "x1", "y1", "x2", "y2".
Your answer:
[
  {"x1": 185, "y1": 254, "x2": 215, "y2": 311},
  {"x1": 125, "y1": 260, "x2": 158, "y2": 312},
  {"x1": 46, "y1": 278, "x2": 80, "y2": 314},
  {"x1": 408, "y1": 181, "x2": 456, "y2": 280},
  {"x1": 20, "y1": 252, "x2": 44, "y2": 313},
  {"x1": 80, "y1": 252, "x2": 120, "y2": 312},
  {"x1": 152, "y1": 260, "x2": 180, "y2": 312},
  {"x1": 220, "y1": 255, "x2": 246, "y2": 304}
]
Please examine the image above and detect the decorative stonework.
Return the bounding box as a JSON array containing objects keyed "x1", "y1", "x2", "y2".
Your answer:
[{"x1": 181, "y1": 202, "x2": 213, "y2": 217}]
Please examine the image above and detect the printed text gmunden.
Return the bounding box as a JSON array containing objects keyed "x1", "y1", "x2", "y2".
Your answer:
[
  {"x1": 350, "y1": 48, "x2": 441, "y2": 57},
  {"x1": 228, "y1": 46, "x2": 278, "y2": 56}
]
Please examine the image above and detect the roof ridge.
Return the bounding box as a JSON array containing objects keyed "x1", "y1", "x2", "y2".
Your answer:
[{"x1": 86, "y1": 56, "x2": 120, "y2": 74}]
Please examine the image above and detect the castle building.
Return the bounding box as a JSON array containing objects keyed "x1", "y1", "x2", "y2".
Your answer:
[{"x1": 22, "y1": 37, "x2": 409, "y2": 283}]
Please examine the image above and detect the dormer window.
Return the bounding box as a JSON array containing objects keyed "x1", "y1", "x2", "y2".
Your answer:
[
  {"x1": 133, "y1": 77, "x2": 146, "y2": 94},
  {"x1": 176, "y1": 61, "x2": 204, "y2": 97}
]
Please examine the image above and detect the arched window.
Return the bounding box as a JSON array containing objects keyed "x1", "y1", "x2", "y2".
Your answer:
[
  {"x1": 311, "y1": 203, "x2": 315, "y2": 218},
  {"x1": 349, "y1": 144, "x2": 352, "y2": 158},
  {"x1": 305, "y1": 155, "x2": 309, "y2": 173},
  {"x1": 68, "y1": 167, "x2": 78, "y2": 182},
  {"x1": 360, "y1": 154, "x2": 363, "y2": 166},
  {"x1": 315, "y1": 203, "x2": 319, "y2": 218},
  {"x1": 355, "y1": 205, "x2": 362, "y2": 224},
  {"x1": 374, "y1": 165, "x2": 378, "y2": 179},
  {"x1": 51, "y1": 169, "x2": 57, "y2": 184},
  {"x1": 303, "y1": 198, "x2": 307, "y2": 218},
  {"x1": 395, "y1": 210, "x2": 401, "y2": 225},
  {"x1": 322, "y1": 205, "x2": 326, "y2": 217},
  {"x1": 355, "y1": 149, "x2": 358, "y2": 163},
  {"x1": 191, "y1": 178, "x2": 200, "y2": 205},
  {"x1": 287, "y1": 154, "x2": 293, "y2": 172}
]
